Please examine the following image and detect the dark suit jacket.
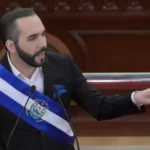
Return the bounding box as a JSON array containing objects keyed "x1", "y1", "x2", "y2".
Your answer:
[{"x1": 0, "y1": 52, "x2": 144, "y2": 150}]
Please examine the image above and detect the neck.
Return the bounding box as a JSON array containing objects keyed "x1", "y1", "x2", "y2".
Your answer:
[{"x1": 9, "y1": 53, "x2": 36, "y2": 79}]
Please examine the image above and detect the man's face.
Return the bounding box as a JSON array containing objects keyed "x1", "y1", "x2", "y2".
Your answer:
[{"x1": 14, "y1": 15, "x2": 47, "y2": 67}]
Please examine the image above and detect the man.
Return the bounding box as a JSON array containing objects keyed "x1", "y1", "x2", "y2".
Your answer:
[{"x1": 0, "y1": 7, "x2": 150, "y2": 150}]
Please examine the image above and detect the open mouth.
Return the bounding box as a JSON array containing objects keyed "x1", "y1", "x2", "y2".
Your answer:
[{"x1": 37, "y1": 51, "x2": 45, "y2": 59}]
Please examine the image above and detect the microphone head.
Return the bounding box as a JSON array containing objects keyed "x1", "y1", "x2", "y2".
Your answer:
[
  {"x1": 30, "y1": 85, "x2": 36, "y2": 94},
  {"x1": 52, "y1": 85, "x2": 58, "y2": 93}
]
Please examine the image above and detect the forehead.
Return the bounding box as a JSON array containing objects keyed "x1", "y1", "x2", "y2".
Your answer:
[{"x1": 16, "y1": 15, "x2": 45, "y2": 36}]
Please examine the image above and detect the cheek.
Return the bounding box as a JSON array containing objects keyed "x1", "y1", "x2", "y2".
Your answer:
[{"x1": 18, "y1": 41, "x2": 37, "y2": 55}]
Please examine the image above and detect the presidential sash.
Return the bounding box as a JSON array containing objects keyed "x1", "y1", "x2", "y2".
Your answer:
[{"x1": 0, "y1": 64, "x2": 74, "y2": 145}]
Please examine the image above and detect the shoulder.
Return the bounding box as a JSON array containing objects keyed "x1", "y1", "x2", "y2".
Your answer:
[{"x1": 45, "y1": 51, "x2": 73, "y2": 65}]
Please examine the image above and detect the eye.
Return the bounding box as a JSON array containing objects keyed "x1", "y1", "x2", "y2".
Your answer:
[
  {"x1": 28, "y1": 36, "x2": 36, "y2": 41},
  {"x1": 28, "y1": 34, "x2": 38, "y2": 41}
]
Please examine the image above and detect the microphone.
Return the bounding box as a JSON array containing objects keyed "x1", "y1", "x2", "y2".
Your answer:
[
  {"x1": 6, "y1": 85, "x2": 36, "y2": 150},
  {"x1": 52, "y1": 85, "x2": 80, "y2": 150}
]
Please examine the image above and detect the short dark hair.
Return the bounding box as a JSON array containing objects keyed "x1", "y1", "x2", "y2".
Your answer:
[{"x1": 0, "y1": 7, "x2": 36, "y2": 45}]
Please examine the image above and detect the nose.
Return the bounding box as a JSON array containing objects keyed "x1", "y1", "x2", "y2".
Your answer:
[{"x1": 37, "y1": 35, "x2": 46, "y2": 48}]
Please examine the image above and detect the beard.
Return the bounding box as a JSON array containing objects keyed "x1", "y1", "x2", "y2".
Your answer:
[{"x1": 15, "y1": 43, "x2": 47, "y2": 67}]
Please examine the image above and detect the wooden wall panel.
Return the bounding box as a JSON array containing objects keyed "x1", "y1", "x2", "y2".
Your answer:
[
  {"x1": 69, "y1": 30, "x2": 150, "y2": 72},
  {"x1": 1, "y1": 1, "x2": 150, "y2": 72}
]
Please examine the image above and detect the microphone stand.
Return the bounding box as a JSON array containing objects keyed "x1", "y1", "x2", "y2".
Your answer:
[{"x1": 6, "y1": 85, "x2": 36, "y2": 150}]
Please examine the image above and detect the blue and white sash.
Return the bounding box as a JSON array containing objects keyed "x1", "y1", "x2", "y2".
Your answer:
[{"x1": 0, "y1": 64, "x2": 74, "y2": 145}]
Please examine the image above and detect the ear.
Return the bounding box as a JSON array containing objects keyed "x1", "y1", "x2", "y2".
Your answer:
[{"x1": 5, "y1": 40, "x2": 17, "y2": 53}]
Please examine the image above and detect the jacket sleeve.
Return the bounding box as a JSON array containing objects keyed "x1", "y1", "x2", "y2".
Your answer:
[{"x1": 65, "y1": 54, "x2": 145, "y2": 121}]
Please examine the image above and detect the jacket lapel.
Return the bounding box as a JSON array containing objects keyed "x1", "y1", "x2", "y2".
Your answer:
[{"x1": 42, "y1": 57, "x2": 54, "y2": 98}]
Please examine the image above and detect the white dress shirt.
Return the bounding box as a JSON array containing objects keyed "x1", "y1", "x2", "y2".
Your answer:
[{"x1": 7, "y1": 53, "x2": 44, "y2": 93}]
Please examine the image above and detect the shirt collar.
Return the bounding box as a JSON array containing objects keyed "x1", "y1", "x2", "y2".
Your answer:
[{"x1": 7, "y1": 52, "x2": 21, "y2": 77}]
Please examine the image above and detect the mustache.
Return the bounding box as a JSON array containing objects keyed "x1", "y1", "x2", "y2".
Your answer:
[{"x1": 32, "y1": 47, "x2": 48, "y2": 58}]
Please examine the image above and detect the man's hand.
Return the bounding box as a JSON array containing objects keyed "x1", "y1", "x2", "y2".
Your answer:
[{"x1": 134, "y1": 89, "x2": 150, "y2": 105}]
